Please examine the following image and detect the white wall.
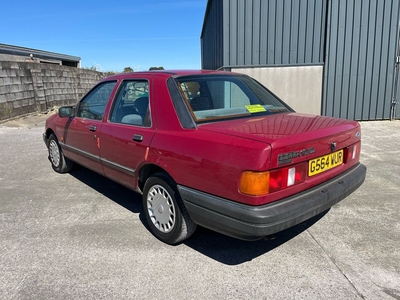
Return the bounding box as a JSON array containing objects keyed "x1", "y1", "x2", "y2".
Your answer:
[{"x1": 234, "y1": 66, "x2": 323, "y2": 115}]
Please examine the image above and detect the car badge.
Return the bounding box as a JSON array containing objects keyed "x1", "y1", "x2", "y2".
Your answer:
[
  {"x1": 355, "y1": 132, "x2": 361, "y2": 138},
  {"x1": 278, "y1": 147, "x2": 315, "y2": 165},
  {"x1": 330, "y1": 142, "x2": 337, "y2": 151}
]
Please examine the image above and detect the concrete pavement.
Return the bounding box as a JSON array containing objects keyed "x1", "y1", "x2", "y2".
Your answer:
[{"x1": 0, "y1": 114, "x2": 399, "y2": 299}]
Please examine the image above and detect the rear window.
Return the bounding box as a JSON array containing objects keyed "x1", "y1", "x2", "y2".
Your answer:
[{"x1": 175, "y1": 74, "x2": 291, "y2": 122}]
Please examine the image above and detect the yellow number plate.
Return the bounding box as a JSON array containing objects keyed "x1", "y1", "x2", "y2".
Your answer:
[{"x1": 308, "y1": 150, "x2": 343, "y2": 177}]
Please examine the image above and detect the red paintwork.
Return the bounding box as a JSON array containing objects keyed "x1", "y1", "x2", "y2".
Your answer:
[{"x1": 45, "y1": 70, "x2": 362, "y2": 206}]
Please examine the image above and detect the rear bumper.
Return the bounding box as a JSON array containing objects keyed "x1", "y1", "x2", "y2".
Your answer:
[{"x1": 178, "y1": 163, "x2": 366, "y2": 240}]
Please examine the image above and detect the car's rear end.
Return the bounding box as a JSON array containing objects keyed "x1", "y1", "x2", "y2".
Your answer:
[
  {"x1": 172, "y1": 72, "x2": 366, "y2": 240},
  {"x1": 222, "y1": 113, "x2": 363, "y2": 206}
]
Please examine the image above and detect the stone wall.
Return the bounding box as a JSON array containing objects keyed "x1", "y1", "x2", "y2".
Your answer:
[{"x1": 0, "y1": 60, "x2": 104, "y2": 120}]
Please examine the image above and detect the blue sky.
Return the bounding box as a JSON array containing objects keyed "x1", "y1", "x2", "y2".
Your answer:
[{"x1": 1, "y1": 0, "x2": 207, "y2": 72}]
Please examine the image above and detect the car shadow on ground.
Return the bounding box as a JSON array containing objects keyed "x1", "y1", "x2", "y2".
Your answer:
[
  {"x1": 69, "y1": 164, "x2": 143, "y2": 214},
  {"x1": 183, "y1": 212, "x2": 327, "y2": 265},
  {"x1": 69, "y1": 165, "x2": 329, "y2": 265}
]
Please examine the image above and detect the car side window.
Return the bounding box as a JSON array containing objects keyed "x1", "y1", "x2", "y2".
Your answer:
[
  {"x1": 109, "y1": 80, "x2": 150, "y2": 127},
  {"x1": 76, "y1": 81, "x2": 117, "y2": 120}
]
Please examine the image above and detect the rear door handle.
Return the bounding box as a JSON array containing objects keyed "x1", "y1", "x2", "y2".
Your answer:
[
  {"x1": 89, "y1": 125, "x2": 97, "y2": 132},
  {"x1": 133, "y1": 134, "x2": 143, "y2": 142}
]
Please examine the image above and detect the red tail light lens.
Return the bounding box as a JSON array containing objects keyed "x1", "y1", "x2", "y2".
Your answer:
[
  {"x1": 269, "y1": 163, "x2": 306, "y2": 193},
  {"x1": 240, "y1": 163, "x2": 306, "y2": 196},
  {"x1": 344, "y1": 141, "x2": 361, "y2": 163}
]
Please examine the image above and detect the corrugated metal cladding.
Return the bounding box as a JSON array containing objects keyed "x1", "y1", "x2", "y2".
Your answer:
[
  {"x1": 201, "y1": 0, "x2": 224, "y2": 70},
  {"x1": 323, "y1": 0, "x2": 400, "y2": 120},
  {"x1": 201, "y1": 0, "x2": 327, "y2": 69}
]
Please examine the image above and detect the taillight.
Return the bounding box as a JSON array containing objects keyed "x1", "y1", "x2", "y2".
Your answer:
[
  {"x1": 239, "y1": 171, "x2": 270, "y2": 196},
  {"x1": 239, "y1": 163, "x2": 306, "y2": 196},
  {"x1": 344, "y1": 141, "x2": 361, "y2": 163},
  {"x1": 269, "y1": 163, "x2": 306, "y2": 193}
]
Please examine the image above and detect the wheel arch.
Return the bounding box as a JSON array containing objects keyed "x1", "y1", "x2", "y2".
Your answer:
[
  {"x1": 44, "y1": 128, "x2": 56, "y2": 147},
  {"x1": 137, "y1": 164, "x2": 173, "y2": 193}
]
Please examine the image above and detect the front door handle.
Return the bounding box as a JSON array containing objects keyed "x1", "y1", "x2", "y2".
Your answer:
[
  {"x1": 89, "y1": 125, "x2": 97, "y2": 132},
  {"x1": 133, "y1": 134, "x2": 143, "y2": 142}
]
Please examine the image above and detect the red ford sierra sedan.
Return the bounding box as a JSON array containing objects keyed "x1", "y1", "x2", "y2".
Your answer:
[{"x1": 43, "y1": 70, "x2": 366, "y2": 244}]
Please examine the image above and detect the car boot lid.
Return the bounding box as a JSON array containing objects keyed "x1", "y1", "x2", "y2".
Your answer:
[{"x1": 198, "y1": 112, "x2": 361, "y2": 169}]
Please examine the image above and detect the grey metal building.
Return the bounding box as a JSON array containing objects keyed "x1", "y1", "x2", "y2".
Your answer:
[{"x1": 201, "y1": 0, "x2": 400, "y2": 121}]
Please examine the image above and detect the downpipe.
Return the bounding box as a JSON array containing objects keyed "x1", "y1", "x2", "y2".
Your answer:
[
  {"x1": 391, "y1": 56, "x2": 399, "y2": 121},
  {"x1": 391, "y1": 97, "x2": 398, "y2": 121}
]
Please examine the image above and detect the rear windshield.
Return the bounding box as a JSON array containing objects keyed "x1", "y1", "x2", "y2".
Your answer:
[{"x1": 175, "y1": 74, "x2": 291, "y2": 122}]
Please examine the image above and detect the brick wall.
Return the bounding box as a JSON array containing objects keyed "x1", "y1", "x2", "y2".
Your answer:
[{"x1": 0, "y1": 60, "x2": 104, "y2": 120}]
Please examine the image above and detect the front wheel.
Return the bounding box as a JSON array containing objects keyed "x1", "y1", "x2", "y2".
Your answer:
[
  {"x1": 143, "y1": 173, "x2": 197, "y2": 244},
  {"x1": 48, "y1": 134, "x2": 74, "y2": 173}
]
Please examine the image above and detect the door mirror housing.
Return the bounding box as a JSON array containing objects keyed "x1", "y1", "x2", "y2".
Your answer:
[{"x1": 59, "y1": 106, "x2": 75, "y2": 118}]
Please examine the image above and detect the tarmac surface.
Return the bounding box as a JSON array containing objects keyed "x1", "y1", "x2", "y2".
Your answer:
[{"x1": 0, "y1": 113, "x2": 399, "y2": 299}]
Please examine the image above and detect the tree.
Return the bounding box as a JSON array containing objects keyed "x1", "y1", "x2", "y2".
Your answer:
[
  {"x1": 149, "y1": 66, "x2": 165, "y2": 70},
  {"x1": 83, "y1": 65, "x2": 99, "y2": 71},
  {"x1": 103, "y1": 71, "x2": 116, "y2": 76},
  {"x1": 123, "y1": 67, "x2": 134, "y2": 73}
]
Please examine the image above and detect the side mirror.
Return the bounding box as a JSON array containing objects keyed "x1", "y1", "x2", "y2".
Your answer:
[{"x1": 59, "y1": 106, "x2": 75, "y2": 118}]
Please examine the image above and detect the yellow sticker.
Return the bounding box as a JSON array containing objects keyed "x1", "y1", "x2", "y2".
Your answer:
[{"x1": 245, "y1": 104, "x2": 267, "y2": 113}]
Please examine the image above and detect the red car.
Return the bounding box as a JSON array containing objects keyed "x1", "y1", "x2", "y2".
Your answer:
[{"x1": 43, "y1": 70, "x2": 366, "y2": 244}]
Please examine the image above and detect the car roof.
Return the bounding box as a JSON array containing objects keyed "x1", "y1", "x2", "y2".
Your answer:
[{"x1": 102, "y1": 69, "x2": 234, "y2": 81}]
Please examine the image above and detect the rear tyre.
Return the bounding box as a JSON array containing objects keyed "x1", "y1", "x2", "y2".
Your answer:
[
  {"x1": 143, "y1": 172, "x2": 197, "y2": 244},
  {"x1": 48, "y1": 134, "x2": 74, "y2": 173}
]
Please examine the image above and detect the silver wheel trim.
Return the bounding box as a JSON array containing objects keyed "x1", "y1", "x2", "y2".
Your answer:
[
  {"x1": 147, "y1": 184, "x2": 176, "y2": 233},
  {"x1": 49, "y1": 140, "x2": 60, "y2": 167}
]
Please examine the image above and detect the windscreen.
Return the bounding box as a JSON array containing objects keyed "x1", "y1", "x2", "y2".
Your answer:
[{"x1": 175, "y1": 74, "x2": 291, "y2": 122}]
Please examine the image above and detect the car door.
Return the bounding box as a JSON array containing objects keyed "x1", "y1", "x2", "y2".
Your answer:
[
  {"x1": 99, "y1": 78, "x2": 156, "y2": 190},
  {"x1": 62, "y1": 80, "x2": 118, "y2": 174}
]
